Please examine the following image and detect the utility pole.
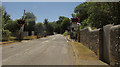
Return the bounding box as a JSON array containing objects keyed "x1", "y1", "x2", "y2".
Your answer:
[{"x1": 17, "y1": 10, "x2": 26, "y2": 41}]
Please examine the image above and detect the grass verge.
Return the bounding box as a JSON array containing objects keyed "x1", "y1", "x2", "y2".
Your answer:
[{"x1": 72, "y1": 42, "x2": 98, "y2": 60}]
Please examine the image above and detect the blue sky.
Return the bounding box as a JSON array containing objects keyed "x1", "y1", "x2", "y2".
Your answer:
[{"x1": 2, "y1": 2, "x2": 82, "y2": 22}]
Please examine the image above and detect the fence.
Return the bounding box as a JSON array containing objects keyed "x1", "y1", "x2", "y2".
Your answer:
[{"x1": 76, "y1": 24, "x2": 120, "y2": 67}]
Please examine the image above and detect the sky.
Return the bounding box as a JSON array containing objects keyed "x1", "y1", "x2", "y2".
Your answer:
[
  {"x1": 2, "y1": 2, "x2": 82, "y2": 23},
  {"x1": 2, "y1": 0, "x2": 86, "y2": 2}
]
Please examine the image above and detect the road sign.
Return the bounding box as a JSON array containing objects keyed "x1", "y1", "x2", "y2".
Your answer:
[
  {"x1": 17, "y1": 20, "x2": 25, "y2": 24},
  {"x1": 71, "y1": 17, "x2": 80, "y2": 23},
  {"x1": 71, "y1": 23, "x2": 79, "y2": 31},
  {"x1": 71, "y1": 23, "x2": 78, "y2": 28}
]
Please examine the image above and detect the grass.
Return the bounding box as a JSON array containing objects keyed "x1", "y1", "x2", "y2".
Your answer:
[
  {"x1": 63, "y1": 31, "x2": 69, "y2": 36},
  {"x1": 9, "y1": 37, "x2": 16, "y2": 39},
  {"x1": 23, "y1": 36, "x2": 37, "y2": 40},
  {"x1": 72, "y1": 42, "x2": 98, "y2": 60},
  {"x1": 1, "y1": 36, "x2": 37, "y2": 46}
]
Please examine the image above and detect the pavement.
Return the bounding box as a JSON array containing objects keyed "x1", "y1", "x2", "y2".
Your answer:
[
  {"x1": 2, "y1": 34, "x2": 74, "y2": 65},
  {"x1": 2, "y1": 34, "x2": 109, "y2": 67}
]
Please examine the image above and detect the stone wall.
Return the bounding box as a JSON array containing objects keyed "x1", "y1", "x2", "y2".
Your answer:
[
  {"x1": 79, "y1": 24, "x2": 120, "y2": 67},
  {"x1": 80, "y1": 27, "x2": 100, "y2": 55},
  {"x1": 102, "y1": 25, "x2": 113, "y2": 64},
  {"x1": 110, "y1": 25, "x2": 120, "y2": 67},
  {"x1": 80, "y1": 28, "x2": 90, "y2": 48}
]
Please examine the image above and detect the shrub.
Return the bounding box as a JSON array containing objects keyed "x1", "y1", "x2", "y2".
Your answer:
[
  {"x1": 2, "y1": 29, "x2": 11, "y2": 41},
  {"x1": 63, "y1": 31, "x2": 69, "y2": 36}
]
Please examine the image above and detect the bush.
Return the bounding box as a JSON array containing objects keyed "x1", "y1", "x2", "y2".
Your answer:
[
  {"x1": 63, "y1": 31, "x2": 69, "y2": 36},
  {"x1": 2, "y1": 29, "x2": 11, "y2": 41}
]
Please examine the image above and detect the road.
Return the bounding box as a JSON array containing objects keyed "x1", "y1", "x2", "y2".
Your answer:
[{"x1": 2, "y1": 34, "x2": 74, "y2": 65}]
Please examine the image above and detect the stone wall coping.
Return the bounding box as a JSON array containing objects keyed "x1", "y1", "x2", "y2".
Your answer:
[
  {"x1": 110, "y1": 25, "x2": 120, "y2": 29},
  {"x1": 80, "y1": 27, "x2": 100, "y2": 32}
]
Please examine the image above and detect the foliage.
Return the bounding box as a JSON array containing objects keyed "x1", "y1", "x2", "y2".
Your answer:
[
  {"x1": 3, "y1": 11, "x2": 11, "y2": 24},
  {"x1": 4, "y1": 20, "x2": 19, "y2": 33},
  {"x1": 35, "y1": 22, "x2": 45, "y2": 35},
  {"x1": 43, "y1": 19, "x2": 55, "y2": 35},
  {"x1": 25, "y1": 12, "x2": 36, "y2": 20},
  {"x1": 2, "y1": 29, "x2": 11, "y2": 41},
  {"x1": 60, "y1": 18, "x2": 70, "y2": 33},
  {"x1": 71, "y1": 13, "x2": 76, "y2": 18},
  {"x1": 43, "y1": 19, "x2": 48, "y2": 26},
  {"x1": 74, "y1": 2, "x2": 120, "y2": 29},
  {"x1": 24, "y1": 36, "x2": 37, "y2": 40},
  {"x1": 24, "y1": 12, "x2": 36, "y2": 35},
  {"x1": 25, "y1": 19, "x2": 35, "y2": 31},
  {"x1": 55, "y1": 16, "x2": 71, "y2": 34},
  {"x1": 47, "y1": 22, "x2": 54, "y2": 35},
  {"x1": 63, "y1": 31, "x2": 69, "y2": 36}
]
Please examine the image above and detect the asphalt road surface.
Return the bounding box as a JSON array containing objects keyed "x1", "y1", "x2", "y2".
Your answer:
[{"x1": 3, "y1": 34, "x2": 74, "y2": 65}]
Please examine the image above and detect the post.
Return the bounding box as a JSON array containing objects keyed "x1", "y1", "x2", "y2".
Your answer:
[{"x1": 17, "y1": 10, "x2": 26, "y2": 41}]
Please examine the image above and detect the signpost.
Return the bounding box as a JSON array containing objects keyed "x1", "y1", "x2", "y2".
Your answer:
[
  {"x1": 17, "y1": 10, "x2": 26, "y2": 41},
  {"x1": 70, "y1": 17, "x2": 80, "y2": 31},
  {"x1": 70, "y1": 17, "x2": 80, "y2": 39}
]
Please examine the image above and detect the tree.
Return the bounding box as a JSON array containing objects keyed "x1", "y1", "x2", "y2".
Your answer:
[
  {"x1": 71, "y1": 13, "x2": 76, "y2": 18},
  {"x1": 74, "y1": 2, "x2": 90, "y2": 23},
  {"x1": 55, "y1": 16, "x2": 70, "y2": 34},
  {"x1": 74, "y1": 2, "x2": 120, "y2": 29},
  {"x1": 1, "y1": 8, "x2": 11, "y2": 29},
  {"x1": 4, "y1": 20, "x2": 20, "y2": 36},
  {"x1": 24, "y1": 12, "x2": 36, "y2": 35},
  {"x1": 25, "y1": 12, "x2": 36, "y2": 20},
  {"x1": 43, "y1": 19, "x2": 48, "y2": 26},
  {"x1": 47, "y1": 22, "x2": 54, "y2": 35},
  {"x1": 61, "y1": 18, "x2": 70, "y2": 33},
  {"x1": 35, "y1": 22, "x2": 46, "y2": 36}
]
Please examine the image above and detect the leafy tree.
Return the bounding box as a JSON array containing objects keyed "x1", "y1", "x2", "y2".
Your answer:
[
  {"x1": 43, "y1": 19, "x2": 48, "y2": 26},
  {"x1": 43, "y1": 19, "x2": 55, "y2": 35},
  {"x1": 71, "y1": 13, "x2": 76, "y2": 18},
  {"x1": 3, "y1": 11, "x2": 11, "y2": 24},
  {"x1": 24, "y1": 12, "x2": 36, "y2": 35},
  {"x1": 74, "y1": 2, "x2": 120, "y2": 29},
  {"x1": 2, "y1": 29, "x2": 11, "y2": 41},
  {"x1": 1, "y1": 7, "x2": 13, "y2": 40},
  {"x1": 60, "y1": 18, "x2": 70, "y2": 33},
  {"x1": 35, "y1": 22, "x2": 46, "y2": 36},
  {"x1": 54, "y1": 22, "x2": 61, "y2": 33},
  {"x1": 74, "y1": 2, "x2": 90, "y2": 23},
  {"x1": 47, "y1": 22, "x2": 54, "y2": 35},
  {"x1": 5, "y1": 20, "x2": 19, "y2": 32},
  {"x1": 35, "y1": 22, "x2": 45, "y2": 33},
  {"x1": 25, "y1": 12, "x2": 36, "y2": 20}
]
